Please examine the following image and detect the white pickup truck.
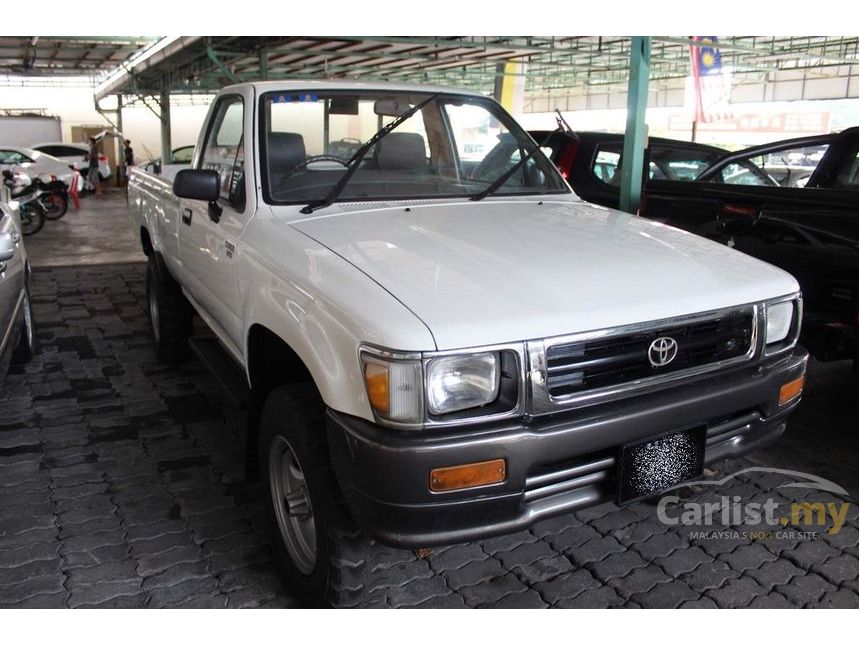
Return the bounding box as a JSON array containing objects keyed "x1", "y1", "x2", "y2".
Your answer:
[{"x1": 127, "y1": 81, "x2": 808, "y2": 605}]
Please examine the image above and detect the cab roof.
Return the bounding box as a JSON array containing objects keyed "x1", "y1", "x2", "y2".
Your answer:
[{"x1": 224, "y1": 79, "x2": 487, "y2": 98}]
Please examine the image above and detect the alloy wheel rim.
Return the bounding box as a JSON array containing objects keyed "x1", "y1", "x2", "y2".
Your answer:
[{"x1": 268, "y1": 436, "x2": 317, "y2": 574}]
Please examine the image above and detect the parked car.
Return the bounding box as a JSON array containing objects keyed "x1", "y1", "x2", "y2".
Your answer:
[
  {"x1": 760, "y1": 164, "x2": 818, "y2": 188},
  {"x1": 0, "y1": 146, "x2": 83, "y2": 192},
  {"x1": 127, "y1": 81, "x2": 808, "y2": 605},
  {"x1": 694, "y1": 131, "x2": 851, "y2": 188},
  {"x1": 640, "y1": 127, "x2": 858, "y2": 361},
  {"x1": 143, "y1": 145, "x2": 195, "y2": 181},
  {"x1": 30, "y1": 141, "x2": 112, "y2": 182},
  {"x1": 525, "y1": 129, "x2": 729, "y2": 208},
  {"x1": 0, "y1": 202, "x2": 35, "y2": 381}
]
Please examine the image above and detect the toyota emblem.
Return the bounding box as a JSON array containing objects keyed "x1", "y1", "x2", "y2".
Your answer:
[{"x1": 648, "y1": 337, "x2": 678, "y2": 367}]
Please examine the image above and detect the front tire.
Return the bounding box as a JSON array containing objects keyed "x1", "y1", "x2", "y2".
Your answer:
[
  {"x1": 11, "y1": 288, "x2": 36, "y2": 364},
  {"x1": 42, "y1": 193, "x2": 68, "y2": 220},
  {"x1": 145, "y1": 254, "x2": 192, "y2": 363},
  {"x1": 259, "y1": 382, "x2": 384, "y2": 607},
  {"x1": 19, "y1": 203, "x2": 45, "y2": 236}
]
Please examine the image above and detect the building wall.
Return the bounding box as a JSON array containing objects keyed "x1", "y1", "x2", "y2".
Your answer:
[
  {"x1": 0, "y1": 85, "x2": 212, "y2": 163},
  {"x1": 524, "y1": 66, "x2": 859, "y2": 114}
]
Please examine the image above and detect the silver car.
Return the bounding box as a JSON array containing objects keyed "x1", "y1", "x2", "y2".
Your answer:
[{"x1": 0, "y1": 202, "x2": 35, "y2": 380}]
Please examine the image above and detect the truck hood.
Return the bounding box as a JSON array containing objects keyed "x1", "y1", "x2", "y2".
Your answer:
[{"x1": 290, "y1": 199, "x2": 799, "y2": 349}]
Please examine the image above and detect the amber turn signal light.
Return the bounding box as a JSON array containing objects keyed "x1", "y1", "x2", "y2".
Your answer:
[
  {"x1": 430, "y1": 459, "x2": 506, "y2": 492},
  {"x1": 779, "y1": 375, "x2": 805, "y2": 406},
  {"x1": 364, "y1": 362, "x2": 390, "y2": 414}
]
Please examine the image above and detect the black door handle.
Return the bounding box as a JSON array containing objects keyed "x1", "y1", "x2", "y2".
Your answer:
[{"x1": 182, "y1": 208, "x2": 192, "y2": 225}]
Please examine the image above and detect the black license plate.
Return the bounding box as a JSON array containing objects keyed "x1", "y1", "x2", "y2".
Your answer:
[{"x1": 617, "y1": 426, "x2": 706, "y2": 504}]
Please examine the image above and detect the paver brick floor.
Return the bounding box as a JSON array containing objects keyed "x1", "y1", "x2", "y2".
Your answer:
[{"x1": 1, "y1": 263, "x2": 857, "y2": 608}]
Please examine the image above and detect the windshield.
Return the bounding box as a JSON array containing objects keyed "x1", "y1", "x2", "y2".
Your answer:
[{"x1": 260, "y1": 91, "x2": 568, "y2": 205}]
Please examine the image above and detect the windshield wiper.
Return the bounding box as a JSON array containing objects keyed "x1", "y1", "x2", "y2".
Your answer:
[
  {"x1": 300, "y1": 93, "x2": 439, "y2": 215},
  {"x1": 470, "y1": 128, "x2": 561, "y2": 203}
]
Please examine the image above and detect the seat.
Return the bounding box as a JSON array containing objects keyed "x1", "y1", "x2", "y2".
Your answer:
[
  {"x1": 268, "y1": 132, "x2": 306, "y2": 177},
  {"x1": 374, "y1": 132, "x2": 427, "y2": 172}
]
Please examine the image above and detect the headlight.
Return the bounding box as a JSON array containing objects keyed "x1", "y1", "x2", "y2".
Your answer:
[
  {"x1": 360, "y1": 348, "x2": 506, "y2": 427},
  {"x1": 361, "y1": 353, "x2": 423, "y2": 425},
  {"x1": 766, "y1": 301, "x2": 794, "y2": 345},
  {"x1": 426, "y1": 352, "x2": 500, "y2": 415}
]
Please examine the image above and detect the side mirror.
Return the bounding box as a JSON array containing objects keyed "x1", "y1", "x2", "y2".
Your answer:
[
  {"x1": 0, "y1": 232, "x2": 15, "y2": 263},
  {"x1": 173, "y1": 169, "x2": 220, "y2": 201}
]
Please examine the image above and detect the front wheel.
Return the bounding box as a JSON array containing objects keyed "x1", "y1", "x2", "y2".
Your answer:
[
  {"x1": 145, "y1": 255, "x2": 193, "y2": 363},
  {"x1": 41, "y1": 193, "x2": 68, "y2": 220},
  {"x1": 259, "y1": 382, "x2": 387, "y2": 607},
  {"x1": 19, "y1": 202, "x2": 45, "y2": 236},
  {"x1": 11, "y1": 287, "x2": 36, "y2": 364}
]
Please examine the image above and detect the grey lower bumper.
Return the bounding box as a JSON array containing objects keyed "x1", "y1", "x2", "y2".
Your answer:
[{"x1": 327, "y1": 347, "x2": 809, "y2": 548}]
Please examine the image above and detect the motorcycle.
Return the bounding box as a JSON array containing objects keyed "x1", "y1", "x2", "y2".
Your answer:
[
  {"x1": 2, "y1": 170, "x2": 47, "y2": 236},
  {"x1": 38, "y1": 177, "x2": 71, "y2": 220}
]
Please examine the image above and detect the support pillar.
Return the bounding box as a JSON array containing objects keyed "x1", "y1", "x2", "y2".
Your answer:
[
  {"x1": 493, "y1": 61, "x2": 526, "y2": 118},
  {"x1": 116, "y1": 95, "x2": 124, "y2": 186},
  {"x1": 160, "y1": 87, "x2": 172, "y2": 163},
  {"x1": 259, "y1": 48, "x2": 269, "y2": 80},
  {"x1": 619, "y1": 36, "x2": 651, "y2": 214}
]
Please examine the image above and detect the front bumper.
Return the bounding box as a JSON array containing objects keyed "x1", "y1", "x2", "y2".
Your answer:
[{"x1": 327, "y1": 347, "x2": 808, "y2": 548}]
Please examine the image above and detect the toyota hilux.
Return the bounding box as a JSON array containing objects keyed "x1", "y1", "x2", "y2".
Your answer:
[{"x1": 127, "y1": 81, "x2": 808, "y2": 605}]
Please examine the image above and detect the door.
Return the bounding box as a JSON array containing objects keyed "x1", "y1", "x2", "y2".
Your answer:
[{"x1": 178, "y1": 92, "x2": 250, "y2": 352}]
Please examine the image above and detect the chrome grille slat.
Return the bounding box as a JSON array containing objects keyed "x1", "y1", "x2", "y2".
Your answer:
[
  {"x1": 527, "y1": 303, "x2": 764, "y2": 416},
  {"x1": 523, "y1": 469, "x2": 612, "y2": 502},
  {"x1": 525, "y1": 455, "x2": 616, "y2": 490},
  {"x1": 544, "y1": 309, "x2": 755, "y2": 399},
  {"x1": 547, "y1": 349, "x2": 644, "y2": 373}
]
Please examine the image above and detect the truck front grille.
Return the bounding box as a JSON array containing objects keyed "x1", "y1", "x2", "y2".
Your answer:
[{"x1": 545, "y1": 308, "x2": 755, "y2": 399}]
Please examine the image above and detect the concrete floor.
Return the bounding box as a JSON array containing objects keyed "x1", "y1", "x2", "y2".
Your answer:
[
  {"x1": 1, "y1": 191, "x2": 857, "y2": 608},
  {"x1": 23, "y1": 190, "x2": 142, "y2": 267}
]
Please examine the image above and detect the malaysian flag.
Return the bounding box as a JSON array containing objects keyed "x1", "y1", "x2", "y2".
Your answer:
[{"x1": 690, "y1": 37, "x2": 733, "y2": 123}]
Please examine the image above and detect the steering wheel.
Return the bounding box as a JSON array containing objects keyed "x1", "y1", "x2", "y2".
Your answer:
[{"x1": 281, "y1": 155, "x2": 350, "y2": 181}]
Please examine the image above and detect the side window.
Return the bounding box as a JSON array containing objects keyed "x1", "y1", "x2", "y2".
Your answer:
[
  {"x1": 665, "y1": 159, "x2": 711, "y2": 180},
  {"x1": 648, "y1": 162, "x2": 667, "y2": 180},
  {"x1": 592, "y1": 148, "x2": 621, "y2": 185},
  {"x1": 649, "y1": 145, "x2": 721, "y2": 181},
  {"x1": 717, "y1": 144, "x2": 829, "y2": 187},
  {"x1": 172, "y1": 146, "x2": 194, "y2": 164},
  {"x1": 0, "y1": 150, "x2": 26, "y2": 164},
  {"x1": 719, "y1": 161, "x2": 774, "y2": 186},
  {"x1": 200, "y1": 97, "x2": 245, "y2": 209}
]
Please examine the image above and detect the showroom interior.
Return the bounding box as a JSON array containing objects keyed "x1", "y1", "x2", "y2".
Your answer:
[{"x1": 0, "y1": 35, "x2": 858, "y2": 610}]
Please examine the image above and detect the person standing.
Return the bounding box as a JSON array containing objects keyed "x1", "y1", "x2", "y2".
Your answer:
[
  {"x1": 123, "y1": 139, "x2": 134, "y2": 186},
  {"x1": 86, "y1": 136, "x2": 102, "y2": 197}
]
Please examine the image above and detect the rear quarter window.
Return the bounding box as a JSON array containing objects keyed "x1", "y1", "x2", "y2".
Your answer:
[
  {"x1": 591, "y1": 148, "x2": 621, "y2": 185},
  {"x1": 42, "y1": 146, "x2": 85, "y2": 157}
]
